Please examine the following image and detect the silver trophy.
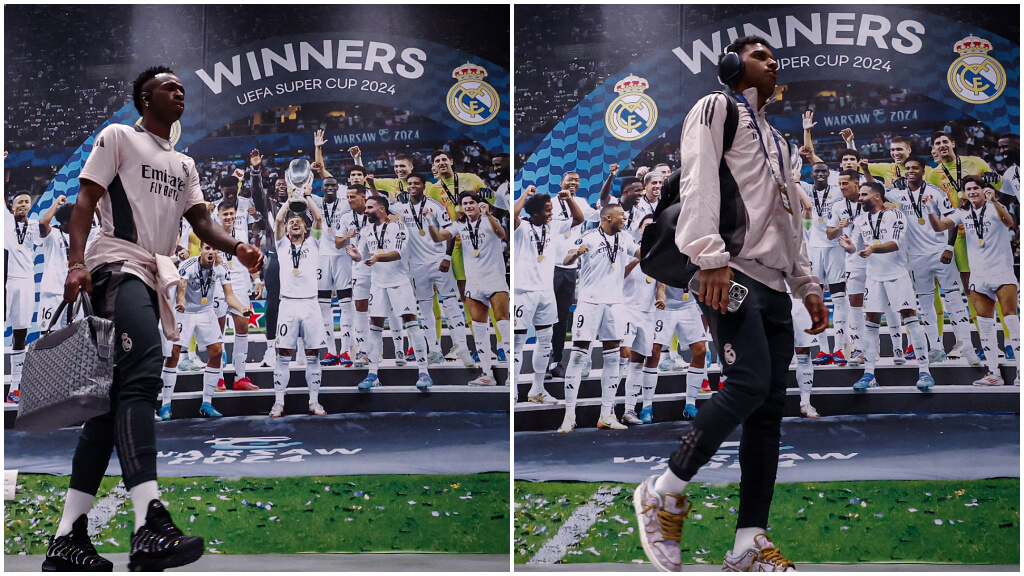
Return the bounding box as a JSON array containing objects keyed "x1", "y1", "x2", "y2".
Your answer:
[{"x1": 285, "y1": 159, "x2": 313, "y2": 212}]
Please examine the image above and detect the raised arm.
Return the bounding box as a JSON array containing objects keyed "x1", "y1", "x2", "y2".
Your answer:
[
  {"x1": 426, "y1": 207, "x2": 454, "y2": 243},
  {"x1": 598, "y1": 163, "x2": 620, "y2": 207},
  {"x1": 38, "y1": 194, "x2": 67, "y2": 237},
  {"x1": 314, "y1": 130, "x2": 333, "y2": 179},
  {"x1": 482, "y1": 203, "x2": 505, "y2": 241},
  {"x1": 801, "y1": 111, "x2": 824, "y2": 165},
  {"x1": 514, "y1": 185, "x2": 535, "y2": 229},
  {"x1": 274, "y1": 202, "x2": 290, "y2": 241}
]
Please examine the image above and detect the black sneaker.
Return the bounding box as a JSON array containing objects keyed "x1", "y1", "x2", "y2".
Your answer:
[
  {"x1": 42, "y1": 514, "x2": 114, "y2": 572},
  {"x1": 127, "y1": 500, "x2": 204, "y2": 572},
  {"x1": 550, "y1": 364, "x2": 566, "y2": 379}
]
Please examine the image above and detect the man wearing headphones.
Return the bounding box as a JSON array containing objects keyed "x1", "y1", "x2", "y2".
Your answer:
[{"x1": 633, "y1": 37, "x2": 828, "y2": 572}]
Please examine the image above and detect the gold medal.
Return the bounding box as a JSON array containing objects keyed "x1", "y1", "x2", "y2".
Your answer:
[
  {"x1": 611, "y1": 262, "x2": 616, "y2": 270},
  {"x1": 293, "y1": 268, "x2": 300, "y2": 276},
  {"x1": 872, "y1": 239, "x2": 881, "y2": 246},
  {"x1": 473, "y1": 249, "x2": 480, "y2": 257},
  {"x1": 646, "y1": 276, "x2": 653, "y2": 284},
  {"x1": 817, "y1": 217, "x2": 824, "y2": 223},
  {"x1": 537, "y1": 255, "x2": 544, "y2": 262},
  {"x1": 19, "y1": 244, "x2": 26, "y2": 251},
  {"x1": 378, "y1": 249, "x2": 385, "y2": 255},
  {"x1": 918, "y1": 218, "x2": 925, "y2": 226},
  {"x1": 328, "y1": 227, "x2": 333, "y2": 234},
  {"x1": 419, "y1": 229, "x2": 426, "y2": 236},
  {"x1": 201, "y1": 297, "x2": 208, "y2": 305},
  {"x1": 978, "y1": 238, "x2": 985, "y2": 247},
  {"x1": 564, "y1": 232, "x2": 571, "y2": 238},
  {"x1": 683, "y1": 291, "x2": 690, "y2": 300}
]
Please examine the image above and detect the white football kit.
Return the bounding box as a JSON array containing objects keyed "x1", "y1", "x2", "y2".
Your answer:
[
  {"x1": 358, "y1": 220, "x2": 419, "y2": 318},
  {"x1": 448, "y1": 215, "x2": 509, "y2": 304},
  {"x1": 394, "y1": 197, "x2": 459, "y2": 301},
  {"x1": 571, "y1": 228, "x2": 639, "y2": 342},
  {"x1": 802, "y1": 182, "x2": 846, "y2": 285},
  {"x1": 276, "y1": 235, "x2": 328, "y2": 351},
  {"x1": 5, "y1": 216, "x2": 42, "y2": 330},
  {"x1": 38, "y1": 228, "x2": 71, "y2": 331},
  {"x1": 885, "y1": 183, "x2": 961, "y2": 293},
  {"x1": 513, "y1": 219, "x2": 572, "y2": 329},
  {"x1": 947, "y1": 204, "x2": 1018, "y2": 300},
  {"x1": 852, "y1": 209, "x2": 917, "y2": 314},
  {"x1": 175, "y1": 258, "x2": 230, "y2": 348}
]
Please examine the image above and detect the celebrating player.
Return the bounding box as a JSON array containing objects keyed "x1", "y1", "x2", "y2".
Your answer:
[
  {"x1": 212, "y1": 200, "x2": 260, "y2": 390},
  {"x1": 4, "y1": 191, "x2": 41, "y2": 403}
]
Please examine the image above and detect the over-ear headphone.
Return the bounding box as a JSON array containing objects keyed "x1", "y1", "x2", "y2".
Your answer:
[{"x1": 717, "y1": 43, "x2": 744, "y2": 86}]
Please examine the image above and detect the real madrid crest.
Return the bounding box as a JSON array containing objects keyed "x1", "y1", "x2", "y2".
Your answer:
[
  {"x1": 134, "y1": 117, "x2": 182, "y2": 146},
  {"x1": 606, "y1": 74, "x2": 658, "y2": 141},
  {"x1": 447, "y1": 62, "x2": 500, "y2": 126},
  {"x1": 947, "y1": 35, "x2": 1006, "y2": 105}
]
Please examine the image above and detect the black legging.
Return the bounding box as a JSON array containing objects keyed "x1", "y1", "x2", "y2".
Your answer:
[
  {"x1": 551, "y1": 266, "x2": 578, "y2": 366},
  {"x1": 70, "y1": 268, "x2": 164, "y2": 493},
  {"x1": 263, "y1": 253, "x2": 281, "y2": 340},
  {"x1": 668, "y1": 270, "x2": 794, "y2": 530}
]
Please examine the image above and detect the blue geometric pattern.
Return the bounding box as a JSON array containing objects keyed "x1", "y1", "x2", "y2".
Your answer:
[{"x1": 517, "y1": 6, "x2": 1019, "y2": 204}]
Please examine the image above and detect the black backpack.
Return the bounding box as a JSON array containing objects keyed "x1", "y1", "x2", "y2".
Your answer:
[{"x1": 639, "y1": 91, "x2": 739, "y2": 288}]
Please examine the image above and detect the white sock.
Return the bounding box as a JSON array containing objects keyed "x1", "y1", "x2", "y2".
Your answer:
[
  {"x1": 904, "y1": 316, "x2": 930, "y2": 373},
  {"x1": 625, "y1": 361, "x2": 643, "y2": 412},
  {"x1": 419, "y1": 299, "x2": 441, "y2": 353},
  {"x1": 653, "y1": 469, "x2": 688, "y2": 498},
  {"x1": 273, "y1": 352, "x2": 290, "y2": 404},
  {"x1": 405, "y1": 320, "x2": 429, "y2": 374},
  {"x1": 354, "y1": 308, "x2": 369, "y2": 355},
  {"x1": 368, "y1": 325, "x2": 384, "y2": 374},
  {"x1": 796, "y1": 353, "x2": 813, "y2": 404},
  {"x1": 942, "y1": 289, "x2": 972, "y2": 346},
  {"x1": 319, "y1": 297, "x2": 338, "y2": 356},
  {"x1": 10, "y1": 350, "x2": 25, "y2": 392},
  {"x1": 264, "y1": 338, "x2": 275, "y2": 360},
  {"x1": 129, "y1": 480, "x2": 160, "y2": 530},
  {"x1": 641, "y1": 366, "x2": 658, "y2": 408},
  {"x1": 886, "y1": 310, "x2": 903, "y2": 353},
  {"x1": 1004, "y1": 315, "x2": 1020, "y2": 361},
  {"x1": 338, "y1": 297, "x2": 353, "y2": 354},
  {"x1": 978, "y1": 316, "x2": 1001, "y2": 373},
  {"x1": 514, "y1": 332, "x2": 527, "y2": 391},
  {"x1": 441, "y1": 297, "x2": 471, "y2": 351},
  {"x1": 473, "y1": 321, "x2": 492, "y2": 376},
  {"x1": 848, "y1": 304, "x2": 864, "y2": 351},
  {"x1": 864, "y1": 321, "x2": 880, "y2": 374},
  {"x1": 562, "y1": 347, "x2": 586, "y2": 418},
  {"x1": 917, "y1": 292, "x2": 941, "y2": 351},
  {"x1": 233, "y1": 334, "x2": 248, "y2": 378},
  {"x1": 832, "y1": 291, "x2": 848, "y2": 351},
  {"x1": 685, "y1": 366, "x2": 703, "y2": 406},
  {"x1": 389, "y1": 311, "x2": 404, "y2": 359},
  {"x1": 161, "y1": 367, "x2": 177, "y2": 405},
  {"x1": 56, "y1": 488, "x2": 95, "y2": 537},
  {"x1": 496, "y1": 320, "x2": 510, "y2": 363},
  {"x1": 305, "y1": 355, "x2": 321, "y2": 404},
  {"x1": 530, "y1": 327, "x2": 553, "y2": 396},
  {"x1": 733, "y1": 527, "x2": 766, "y2": 554},
  {"x1": 202, "y1": 367, "x2": 219, "y2": 404},
  {"x1": 599, "y1": 347, "x2": 620, "y2": 416}
]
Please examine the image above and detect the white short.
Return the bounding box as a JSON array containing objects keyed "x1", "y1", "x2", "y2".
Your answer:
[
  {"x1": 791, "y1": 297, "x2": 819, "y2": 349},
  {"x1": 572, "y1": 301, "x2": 622, "y2": 342},
  {"x1": 318, "y1": 254, "x2": 353, "y2": 292},
  {"x1": 907, "y1": 253, "x2": 963, "y2": 295},
  {"x1": 411, "y1": 262, "x2": 460, "y2": 301},
  {"x1": 514, "y1": 289, "x2": 557, "y2": 330},
  {"x1": 464, "y1": 277, "x2": 509, "y2": 306},
  {"x1": 159, "y1": 322, "x2": 174, "y2": 357},
  {"x1": 808, "y1": 244, "x2": 846, "y2": 285},
  {"x1": 352, "y1": 272, "x2": 372, "y2": 301},
  {"x1": 176, "y1": 310, "x2": 223, "y2": 349},
  {"x1": 969, "y1": 271, "x2": 1019, "y2": 301},
  {"x1": 37, "y1": 292, "x2": 69, "y2": 332},
  {"x1": 369, "y1": 282, "x2": 419, "y2": 318},
  {"x1": 6, "y1": 277, "x2": 35, "y2": 330},
  {"x1": 616, "y1": 306, "x2": 656, "y2": 357},
  {"x1": 654, "y1": 306, "x2": 708, "y2": 347},
  {"x1": 227, "y1": 289, "x2": 252, "y2": 318},
  {"x1": 864, "y1": 274, "x2": 918, "y2": 314},
  {"x1": 277, "y1": 297, "x2": 329, "y2": 351},
  {"x1": 843, "y1": 265, "x2": 866, "y2": 295}
]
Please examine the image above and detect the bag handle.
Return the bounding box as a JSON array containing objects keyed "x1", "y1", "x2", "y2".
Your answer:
[{"x1": 45, "y1": 291, "x2": 95, "y2": 334}]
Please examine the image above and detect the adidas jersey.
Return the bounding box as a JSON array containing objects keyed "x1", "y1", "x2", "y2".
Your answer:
[
  {"x1": 340, "y1": 210, "x2": 371, "y2": 280},
  {"x1": 177, "y1": 258, "x2": 229, "y2": 313},
  {"x1": 800, "y1": 182, "x2": 843, "y2": 248},
  {"x1": 623, "y1": 262, "x2": 658, "y2": 310},
  {"x1": 40, "y1": 229, "x2": 70, "y2": 294},
  {"x1": 392, "y1": 197, "x2": 451, "y2": 267},
  {"x1": 552, "y1": 195, "x2": 598, "y2": 270},
  {"x1": 448, "y1": 216, "x2": 506, "y2": 286},
  {"x1": 826, "y1": 197, "x2": 866, "y2": 270},
  {"x1": 426, "y1": 172, "x2": 489, "y2": 221},
  {"x1": 214, "y1": 195, "x2": 257, "y2": 241},
  {"x1": 926, "y1": 155, "x2": 997, "y2": 207},
  {"x1": 277, "y1": 235, "x2": 321, "y2": 299},
  {"x1": 947, "y1": 204, "x2": 1014, "y2": 275},
  {"x1": 79, "y1": 124, "x2": 205, "y2": 268},
  {"x1": 868, "y1": 161, "x2": 934, "y2": 189},
  {"x1": 221, "y1": 248, "x2": 253, "y2": 295},
  {"x1": 514, "y1": 219, "x2": 573, "y2": 292},
  {"x1": 318, "y1": 197, "x2": 351, "y2": 257},
  {"x1": 1002, "y1": 165, "x2": 1019, "y2": 200},
  {"x1": 357, "y1": 221, "x2": 411, "y2": 289},
  {"x1": 884, "y1": 183, "x2": 954, "y2": 256},
  {"x1": 606, "y1": 195, "x2": 656, "y2": 242},
  {"x1": 574, "y1": 228, "x2": 640, "y2": 304},
  {"x1": 851, "y1": 209, "x2": 909, "y2": 282},
  {"x1": 6, "y1": 217, "x2": 42, "y2": 278}
]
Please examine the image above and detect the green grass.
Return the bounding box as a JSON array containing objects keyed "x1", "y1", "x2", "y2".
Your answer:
[
  {"x1": 514, "y1": 479, "x2": 1019, "y2": 565},
  {"x1": 5, "y1": 473, "x2": 509, "y2": 555}
]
